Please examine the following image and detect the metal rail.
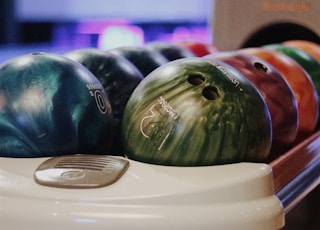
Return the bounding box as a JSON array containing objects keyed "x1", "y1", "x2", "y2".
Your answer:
[{"x1": 271, "y1": 131, "x2": 320, "y2": 213}]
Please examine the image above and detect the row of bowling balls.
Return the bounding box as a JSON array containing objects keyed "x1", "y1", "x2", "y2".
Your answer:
[
  {"x1": 119, "y1": 40, "x2": 320, "y2": 165},
  {"x1": 0, "y1": 39, "x2": 319, "y2": 166},
  {"x1": 210, "y1": 41, "x2": 320, "y2": 161}
]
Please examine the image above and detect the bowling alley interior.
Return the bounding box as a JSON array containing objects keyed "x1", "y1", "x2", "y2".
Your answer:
[{"x1": 0, "y1": 0, "x2": 319, "y2": 229}]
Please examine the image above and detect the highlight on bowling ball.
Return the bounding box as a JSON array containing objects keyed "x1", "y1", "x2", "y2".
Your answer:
[
  {"x1": 0, "y1": 52, "x2": 115, "y2": 158},
  {"x1": 122, "y1": 57, "x2": 272, "y2": 166}
]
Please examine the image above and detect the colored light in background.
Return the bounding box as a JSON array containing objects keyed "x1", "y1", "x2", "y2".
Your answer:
[
  {"x1": 158, "y1": 26, "x2": 211, "y2": 43},
  {"x1": 98, "y1": 25, "x2": 144, "y2": 50},
  {"x1": 50, "y1": 18, "x2": 210, "y2": 50},
  {"x1": 73, "y1": 19, "x2": 210, "y2": 49}
]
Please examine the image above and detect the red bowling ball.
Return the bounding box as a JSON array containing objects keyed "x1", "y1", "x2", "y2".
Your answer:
[
  {"x1": 176, "y1": 40, "x2": 219, "y2": 57},
  {"x1": 242, "y1": 47, "x2": 319, "y2": 143},
  {"x1": 207, "y1": 51, "x2": 298, "y2": 156}
]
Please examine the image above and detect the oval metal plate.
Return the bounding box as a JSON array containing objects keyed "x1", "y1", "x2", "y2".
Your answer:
[{"x1": 34, "y1": 154, "x2": 129, "y2": 189}]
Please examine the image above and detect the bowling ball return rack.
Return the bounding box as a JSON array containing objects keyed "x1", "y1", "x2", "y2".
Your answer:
[
  {"x1": 272, "y1": 131, "x2": 320, "y2": 214},
  {"x1": 0, "y1": 131, "x2": 319, "y2": 230}
]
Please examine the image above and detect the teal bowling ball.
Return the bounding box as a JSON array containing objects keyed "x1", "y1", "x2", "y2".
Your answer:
[{"x1": 0, "y1": 52, "x2": 115, "y2": 157}]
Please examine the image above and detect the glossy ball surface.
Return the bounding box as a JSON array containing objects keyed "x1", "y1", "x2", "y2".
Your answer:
[
  {"x1": 109, "y1": 46, "x2": 168, "y2": 77},
  {"x1": 283, "y1": 40, "x2": 320, "y2": 62},
  {"x1": 65, "y1": 48, "x2": 144, "y2": 155},
  {"x1": 176, "y1": 40, "x2": 219, "y2": 57},
  {"x1": 122, "y1": 57, "x2": 272, "y2": 166},
  {"x1": 0, "y1": 53, "x2": 114, "y2": 157},
  {"x1": 209, "y1": 51, "x2": 298, "y2": 153},
  {"x1": 242, "y1": 47, "x2": 318, "y2": 142},
  {"x1": 146, "y1": 42, "x2": 196, "y2": 61}
]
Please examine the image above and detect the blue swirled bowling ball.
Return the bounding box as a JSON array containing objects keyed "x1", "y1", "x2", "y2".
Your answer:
[{"x1": 0, "y1": 52, "x2": 115, "y2": 157}]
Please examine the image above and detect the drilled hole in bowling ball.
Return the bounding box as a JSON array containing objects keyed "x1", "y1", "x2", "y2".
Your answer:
[
  {"x1": 254, "y1": 62, "x2": 270, "y2": 74},
  {"x1": 187, "y1": 74, "x2": 205, "y2": 85},
  {"x1": 202, "y1": 86, "x2": 219, "y2": 100}
]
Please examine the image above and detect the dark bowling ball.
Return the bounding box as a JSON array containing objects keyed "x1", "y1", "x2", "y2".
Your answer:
[
  {"x1": 146, "y1": 42, "x2": 196, "y2": 61},
  {"x1": 109, "y1": 46, "x2": 168, "y2": 77},
  {"x1": 65, "y1": 48, "x2": 143, "y2": 122},
  {"x1": 207, "y1": 51, "x2": 298, "y2": 155},
  {"x1": 65, "y1": 48, "x2": 144, "y2": 155},
  {"x1": 0, "y1": 52, "x2": 115, "y2": 157}
]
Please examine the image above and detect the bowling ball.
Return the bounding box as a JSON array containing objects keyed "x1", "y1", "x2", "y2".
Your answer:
[
  {"x1": 0, "y1": 52, "x2": 115, "y2": 157},
  {"x1": 176, "y1": 40, "x2": 219, "y2": 57},
  {"x1": 65, "y1": 48, "x2": 144, "y2": 155},
  {"x1": 145, "y1": 42, "x2": 195, "y2": 61},
  {"x1": 65, "y1": 48, "x2": 143, "y2": 122},
  {"x1": 122, "y1": 57, "x2": 272, "y2": 166},
  {"x1": 109, "y1": 46, "x2": 168, "y2": 77},
  {"x1": 209, "y1": 51, "x2": 298, "y2": 154},
  {"x1": 265, "y1": 44, "x2": 320, "y2": 127},
  {"x1": 283, "y1": 40, "x2": 320, "y2": 62},
  {"x1": 242, "y1": 47, "x2": 318, "y2": 143}
]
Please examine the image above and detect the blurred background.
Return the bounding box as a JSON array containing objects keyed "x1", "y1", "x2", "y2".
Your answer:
[
  {"x1": 1, "y1": 0, "x2": 319, "y2": 62},
  {"x1": 0, "y1": 0, "x2": 212, "y2": 62},
  {"x1": 0, "y1": 0, "x2": 319, "y2": 229}
]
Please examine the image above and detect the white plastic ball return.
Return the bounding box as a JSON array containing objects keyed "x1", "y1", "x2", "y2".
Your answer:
[{"x1": 1, "y1": 131, "x2": 320, "y2": 230}]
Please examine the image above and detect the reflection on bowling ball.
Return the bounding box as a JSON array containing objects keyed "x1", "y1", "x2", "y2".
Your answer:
[{"x1": 0, "y1": 52, "x2": 115, "y2": 157}]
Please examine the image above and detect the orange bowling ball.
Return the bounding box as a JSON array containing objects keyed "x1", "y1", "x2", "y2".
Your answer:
[{"x1": 241, "y1": 47, "x2": 319, "y2": 143}]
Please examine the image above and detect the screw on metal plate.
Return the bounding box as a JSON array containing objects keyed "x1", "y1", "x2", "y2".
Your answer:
[{"x1": 34, "y1": 154, "x2": 129, "y2": 189}]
